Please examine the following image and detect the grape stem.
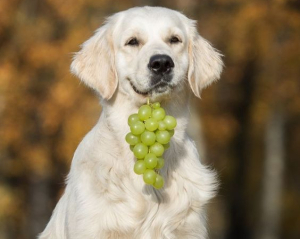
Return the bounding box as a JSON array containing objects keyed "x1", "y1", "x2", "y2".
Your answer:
[{"x1": 147, "y1": 98, "x2": 150, "y2": 105}]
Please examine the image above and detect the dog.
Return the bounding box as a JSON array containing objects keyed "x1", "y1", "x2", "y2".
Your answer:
[{"x1": 39, "y1": 6, "x2": 223, "y2": 239}]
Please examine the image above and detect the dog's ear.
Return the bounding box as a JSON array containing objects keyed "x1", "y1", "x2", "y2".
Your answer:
[
  {"x1": 188, "y1": 22, "x2": 223, "y2": 98},
  {"x1": 71, "y1": 22, "x2": 117, "y2": 100}
]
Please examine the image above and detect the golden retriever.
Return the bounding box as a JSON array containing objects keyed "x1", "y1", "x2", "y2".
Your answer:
[{"x1": 39, "y1": 6, "x2": 223, "y2": 239}]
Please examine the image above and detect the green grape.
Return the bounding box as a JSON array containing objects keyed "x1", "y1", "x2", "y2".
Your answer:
[
  {"x1": 152, "y1": 108, "x2": 166, "y2": 121},
  {"x1": 149, "y1": 142, "x2": 164, "y2": 157},
  {"x1": 144, "y1": 153, "x2": 158, "y2": 169},
  {"x1": 143, "y1": 169, "x2": 157, "y2": 185},
  {"x1": 155, "y1": 157, "x2": 165, "y2": 169},
  {"x1": 141, "y1": 131, "x2": 156, "y2": 146},
  {"x1": 145, "y1": 118, "x2": 158, "y2": 131},
  {"x1": 156, "y1": 130, "x2": 171, "y2": 144},
  {"x1": 158, "y1": 121, "x2": 167, "y2": 131},
  {"x1": 130, "y1": 121, "x2": 145, "y2": 135},
  {"x1": 152, "y1": 102, "x2": 160, "y2": 109},
  {"x1": 133, "y1": 143, "x2": 148, "y2": 159},
  {"x1": 163, "y1": 143, "x2": 170, "y2": 150},
  {"x1": 128, "y1": 113, "x2": 139, "y2": 126},
  {"x1": 153, "y1": 174, "x2": 164, "y2": 189},
  {"x1": 164, "y1": 115, "x2": 177, "y2": 130},
  {"x1": 169, "y1": 129, "x2": 174, "y2": 137},
  {"x1": 134, "y1": 160, "x2": 146, "y2": 175},
  {"x1": 125, "y1": 133, "x2": 140, "y2": 145},
  {"x1": 138, "y1": 105, "x2": 152, "y2": 121},
  {"x1": 130, "y1": 145, "x2": 134, "y2": 151}
]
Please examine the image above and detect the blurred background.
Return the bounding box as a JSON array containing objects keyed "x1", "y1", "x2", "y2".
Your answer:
[{"x1": 1, "y1": 0, "x2": 300, "y2": 238}]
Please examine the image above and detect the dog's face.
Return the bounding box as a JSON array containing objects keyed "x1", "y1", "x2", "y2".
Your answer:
[
  {"x1": 114, "y1": 9, "x2": 189, "y2": 99},
  {"x1": 71, "y1": 7, "x2": 223, "y2": 102}
]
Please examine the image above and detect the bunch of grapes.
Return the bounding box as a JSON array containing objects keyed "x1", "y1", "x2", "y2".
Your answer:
[{"x1": 125, "y1": 102, "x2": 177, "y2": 189}]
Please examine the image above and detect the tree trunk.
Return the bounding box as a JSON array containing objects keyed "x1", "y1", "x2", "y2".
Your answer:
[{"x1": 256, "y1": 109, "x2": 284, "y2": 239}]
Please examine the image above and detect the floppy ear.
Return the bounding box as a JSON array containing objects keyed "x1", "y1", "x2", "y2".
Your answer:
[
  {"x1": 71, "y1": 23, "x2": 117, "y2": 100},
  {"x1": 188, "y1": 23, "x2": 223, "y2": 98}
]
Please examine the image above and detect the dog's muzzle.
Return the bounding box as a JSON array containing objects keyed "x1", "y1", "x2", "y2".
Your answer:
[{"x1": 148, "y1": 54, "x2": 174, "y2": 86}]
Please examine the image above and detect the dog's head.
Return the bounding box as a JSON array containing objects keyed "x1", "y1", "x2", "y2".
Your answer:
[{"x1": 71, "y1": 7, "x2": 223, "y2": 102}]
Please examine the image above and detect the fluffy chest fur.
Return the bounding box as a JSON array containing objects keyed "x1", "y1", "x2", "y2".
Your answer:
[{"x1": 62, "y1": 99, "x2": 217, "y2": 239}]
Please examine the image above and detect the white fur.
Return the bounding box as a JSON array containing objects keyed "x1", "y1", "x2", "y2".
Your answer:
[{"x1": 39, "y1": 6, "x2": 223, "y2": 239}]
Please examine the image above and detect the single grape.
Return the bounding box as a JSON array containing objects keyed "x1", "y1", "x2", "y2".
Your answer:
[
  {"x1": 152, "y1": 102, "x2": 160, "y2": 109},
  {"x1": 141, "y1": 131, "x2": 156, "y2": 146},
  {"x1": 133, "y1": 143, "x2": 148, "y2": 159},
  {"x1": 155, "y1": 157, "x2": 165, "y2": 169},
  {"x1": 143, "y1": 169, "x2": 157, "y2": 185},
  {"x1": 156, "y1": 130, "x2": 171, "y2": 144},
  {"x1": 145, "y1": 118, "x2": 158, "y2": 131},
  {"x1": 128, "y1": 113, "x2": 139, "y2": 126},
  {"x1": 163, "y1": 143, "x2": 170, "y2": 150},
  {"x1": 125, "y1": 133, "x2": 140, "y2": 145},
  {"x1": 152, "y1": 108, "x2": 166, "y2": 121},
  {"x1": 164, "y1": 115, "x2": 177, "y2": 130},
  {"x1": 149, "y1": 142, "x2": 164, "y2": 157},
  {"x1": 134, "y1": 160, "x2": 146, "y2": 175},
  {"x1": 144, "y1": 153, "x2": 158, "y2": 169},
  {"x1": 153, "y1": 174, "x2": 164, "y2": 189},
  {"x1": 130, "y1": 121, "x2": 145, "y2": 135},
  {"x1": 158, "y1": 121, "x2": 167, "y2": 131},
  {"x1": 169, "y1": 129, "x2": 174, "y2": 137},
  {"x1": 138, "y1": 105, "x2": 152, "y2": 121}
]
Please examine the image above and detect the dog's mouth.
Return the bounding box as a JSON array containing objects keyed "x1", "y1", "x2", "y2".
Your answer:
[
  {"x1": 129, "y1": 80, "x2": 171, "y2": 96},
  {"x1": 130, "y1": 82, "x2": 149, "y2": 95}
]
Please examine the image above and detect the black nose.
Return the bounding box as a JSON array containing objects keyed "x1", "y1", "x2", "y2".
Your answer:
[{"x1": 148, "y1": 54, "x2": 174, "y2": 75}]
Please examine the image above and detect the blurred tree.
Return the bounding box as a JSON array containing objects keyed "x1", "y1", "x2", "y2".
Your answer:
[{"x1": 257, "y1": 109, "x2": 285, "y2": 239}]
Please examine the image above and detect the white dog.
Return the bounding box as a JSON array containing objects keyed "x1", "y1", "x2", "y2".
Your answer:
[{"x1": 39, "y1": 6, "x2": 223, "y2": 239}]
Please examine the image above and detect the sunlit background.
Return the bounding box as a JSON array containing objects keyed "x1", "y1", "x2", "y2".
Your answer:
[{"x1": 0, "y1": 0, "x2": 300, "y2": 238}]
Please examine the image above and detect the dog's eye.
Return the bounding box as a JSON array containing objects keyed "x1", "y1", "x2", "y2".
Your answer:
[
  {"x1": 170, "y1": 36, "x2": 181, "y2": 44},
  {"x1": 126, "y1": 38, "x2": 139, "y2": 46}
]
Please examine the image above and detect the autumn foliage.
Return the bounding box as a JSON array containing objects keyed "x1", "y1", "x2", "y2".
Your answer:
[{"x1": 0, "y1": 0, "x2": 300, "y2": 238}]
